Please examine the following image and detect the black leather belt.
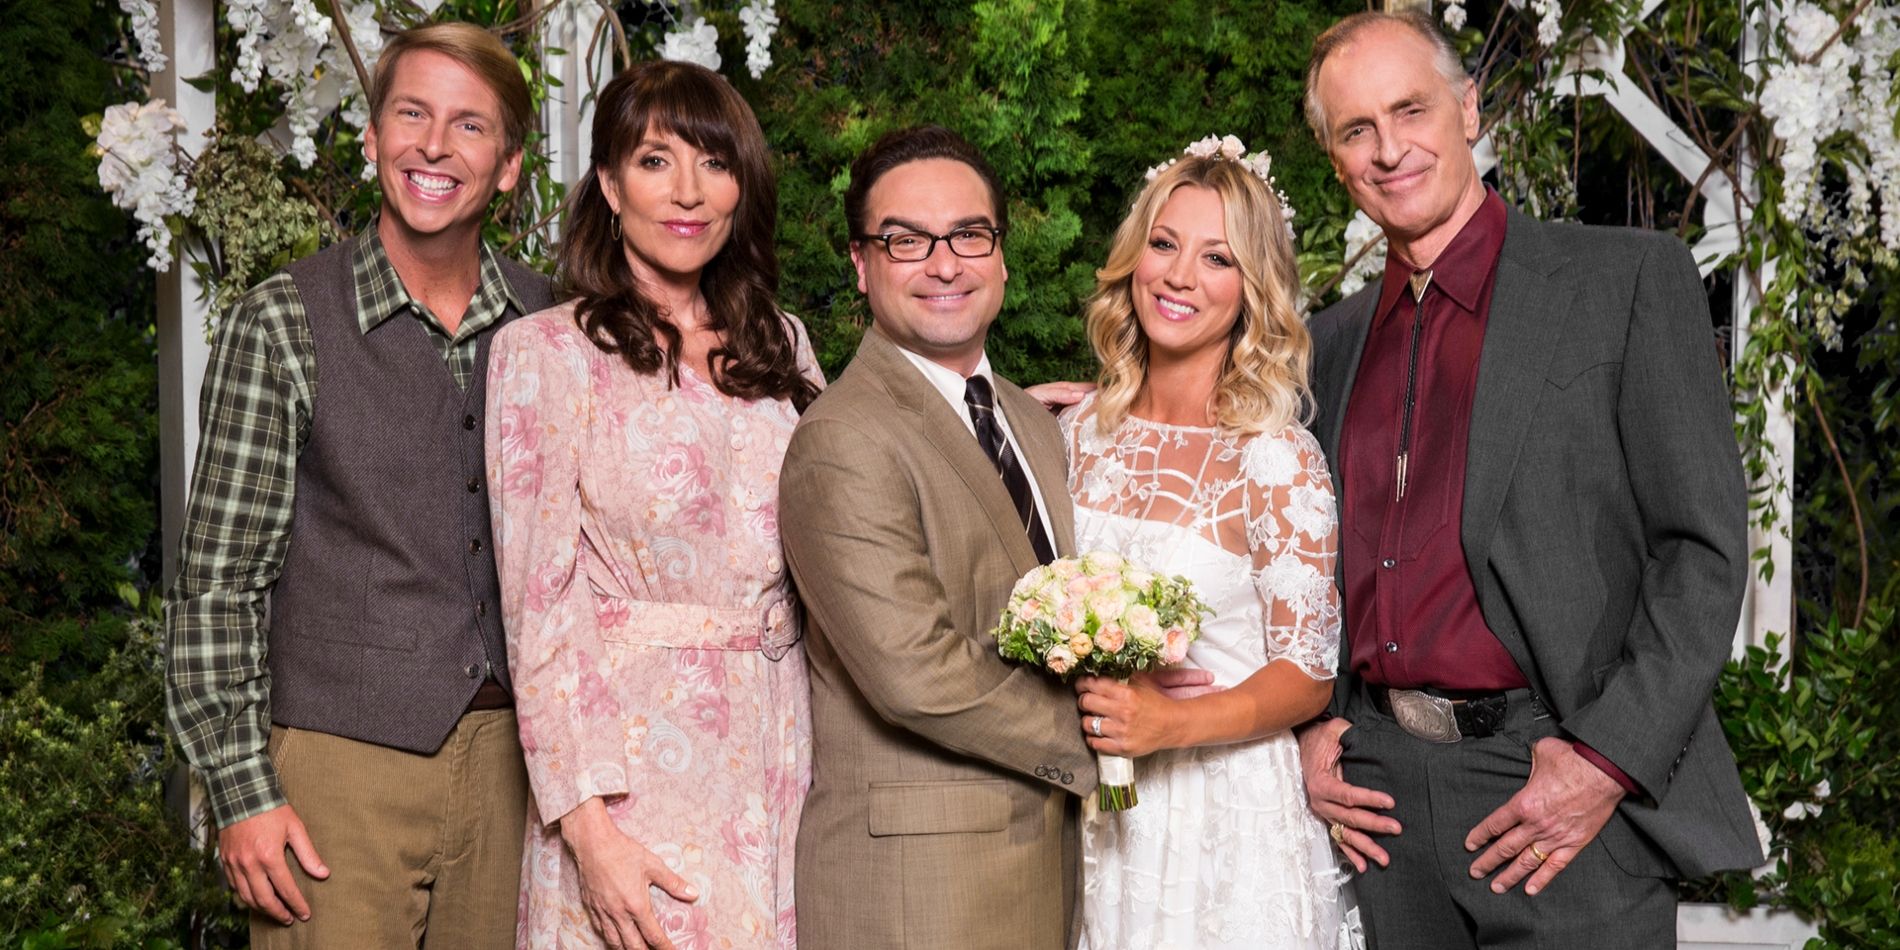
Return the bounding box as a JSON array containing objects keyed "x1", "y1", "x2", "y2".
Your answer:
[
  {"x1": 465, "y1": 679, "x2": 514, "y2": 711},
  {"x1": 1369, "y1": 685, "x2": 1508, "y2": 742}
]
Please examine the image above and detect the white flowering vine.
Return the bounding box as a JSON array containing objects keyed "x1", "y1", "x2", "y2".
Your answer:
[
  {"x1": 119, "y1": 0, "x2": 167, "y2": 74},
  {"x1": 1529, "y1": 0, "x2": 1564, "y2": 47},
  {"x1": 1338, "y1": 212, "x2": 1387, "y2": 298},
  {"x1": 739, "y1": 0, "x2": 779, "y2": 79},
  {"x1": 93, "y1": 99, "x2": 196, "y2": 271},
  {"x1": 1442, "y1": 0, "x2": 1469, "y2": 33},
  {"x1": 660, "y1": 17, "x2": 723, "y2": 72}
]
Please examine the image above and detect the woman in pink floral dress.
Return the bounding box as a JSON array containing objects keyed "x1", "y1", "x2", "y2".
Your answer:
[{"x1": 486, "y1": 62, "x2": 821, "y2": 950}]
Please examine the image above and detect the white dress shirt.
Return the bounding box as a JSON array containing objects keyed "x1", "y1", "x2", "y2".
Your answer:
[{"x1": 895, "y1": 346, "x2": 1060, "y2": 558}]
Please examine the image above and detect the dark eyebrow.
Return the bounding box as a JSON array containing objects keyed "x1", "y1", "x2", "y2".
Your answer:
[{"x1": 873, "y1": 214, "x2": 997, "y2": 233}]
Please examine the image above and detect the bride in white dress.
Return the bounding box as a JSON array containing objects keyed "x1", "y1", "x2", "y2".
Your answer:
[{"x1": 1062, "y1": 145, "x2": 1352, "y2": 950}]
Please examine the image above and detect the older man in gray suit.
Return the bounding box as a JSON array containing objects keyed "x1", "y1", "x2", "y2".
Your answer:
[{"x1": 1293, "y1": 11, "x2": 1764, "y2": 949}]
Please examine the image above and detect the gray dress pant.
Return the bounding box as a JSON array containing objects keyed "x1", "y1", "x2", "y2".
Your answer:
[{"x1": 1339, "y1": 687, "x2": 1675, "y2": 950}]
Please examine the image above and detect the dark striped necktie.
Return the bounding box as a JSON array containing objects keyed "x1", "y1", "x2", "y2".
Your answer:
[{"x1": 962, "y1": 375, "x2": 1056, "y2": 565}]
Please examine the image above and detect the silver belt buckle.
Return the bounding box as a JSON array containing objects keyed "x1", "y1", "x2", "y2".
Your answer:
[{"x1": 1388, "y1": 689, "x2": 1462, "y2": 743}]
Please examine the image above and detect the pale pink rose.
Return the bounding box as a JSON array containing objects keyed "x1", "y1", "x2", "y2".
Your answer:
[
  {"x1": 1086, "y1": 588, "x2": 1128, "y2": 624},
  {"x1": 1053, "y1": 601, "x2": 1085, "y2": 636},
  {"x1": 1068, "y1": 632, "x2": 1094, "y2": 657},
  {"x1": 1015, "y1": 597, "x2": 1045, "y2": 623},
  {"x1": 1066, "y1": 575, "x2": 1094, "y2": 598},
  {"x1": 1095, "y1": 624, "x2": 1126, "y2": 654},
  {"x1": 1126, "y1": 568, "x2": 1156, "y2": 590},
  {"x1": 1162, "y1": 627, "x2": 1191, "y2": 664},
  {"x1": 1052, "y1": 558, "x2": 1082, "y2": 580},
  {"x1": 1012, "y1": 566, "x2": 1052, "y2": 598},
  {"x1": 1086, "y1": 572, "x2": 1122, "y2": 593},
  {"x1": 1046, "y1": 645, "x2": 1077, "y2": 674},
  {"x1": 1123, "y1": 605, "x2": 1162, "y2": 645}
]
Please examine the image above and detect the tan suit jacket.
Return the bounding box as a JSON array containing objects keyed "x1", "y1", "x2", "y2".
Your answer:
[{"x1": 780, "y1": 328, "x2": 1098, "y2": 950}]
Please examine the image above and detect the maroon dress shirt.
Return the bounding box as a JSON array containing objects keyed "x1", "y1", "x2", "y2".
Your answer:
[{"x1": 1338, "y1": 189, "x2": 1636, "y2": 792}]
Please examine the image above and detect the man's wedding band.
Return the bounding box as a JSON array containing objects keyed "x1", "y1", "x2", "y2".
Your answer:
[
  {"x1": 1090, "y1": 716, "x2": 1104, "y2": 737},
  {"x1": 1329, "y1": 822, "x2": 1346, "y2": 845},
  {"x1": 1530, "y1": 844, "x2": 1550, "y2": 862}
]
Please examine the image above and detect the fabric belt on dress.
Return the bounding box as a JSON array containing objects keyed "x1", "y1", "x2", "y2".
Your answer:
[
  {"x1": 590, "y1": 591, "x2": 802, "y2": 661},
  {"x1": 1367, "y1": 683, "x2": 1532, "y2": 743}
]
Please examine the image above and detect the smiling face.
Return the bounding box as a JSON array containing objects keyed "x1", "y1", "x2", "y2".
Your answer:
[
  {"x1": 1131, "y1": 185, "x2": 1245, "y2": 367},
  {"x1": 598, "y1": 129, "x2": 741, "y2": 289},
  {"x1": 1314, "y1": 20, "x2": 1484, "y2": 265},
  {"x1": 851, "y1": 158, "x2": 1008, "y2": 374},
  {"x1": 364, "y1": 48, "x2": 522, "y2": 250}
]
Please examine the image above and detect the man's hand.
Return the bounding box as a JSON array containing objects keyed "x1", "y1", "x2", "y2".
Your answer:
[
  {"x1": 218, "y1": 805, "x2": 328, "y2": 925},
  {"x1": 1297, "y1": 718, "x2": 1400, "y2": 873},
  {"x1": 1464, "y1": 737, "x2": 1626, "y2": 896},
  {"x1": 560, "y1": 797, "x2": 699, "y2": 950}
]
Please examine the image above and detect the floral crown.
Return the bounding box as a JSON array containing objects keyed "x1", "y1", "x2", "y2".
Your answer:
[{"x1": 1143, "y1": 134, "x2": 1297, "y2": 238}]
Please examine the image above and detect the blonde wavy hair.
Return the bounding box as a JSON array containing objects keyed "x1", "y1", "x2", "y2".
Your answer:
[{"x1": 1085, "y1": 157, "x2": 1311, "y2": 437}]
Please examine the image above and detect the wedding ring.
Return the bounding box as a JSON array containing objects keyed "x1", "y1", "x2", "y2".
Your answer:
[
  {"x1": 1091, "y1": 716, "x2": 1104, "y2": 737},
  {"x1": 1530, "y1": 844, "x2": 1550, "y2": 862},
  {"x1": 1330, "y1": 821, "x2": 1346, "y2": 845}
]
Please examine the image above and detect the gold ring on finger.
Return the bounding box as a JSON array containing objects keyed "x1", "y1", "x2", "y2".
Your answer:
[
  {"x1": 1530, "y1": 843, "x2": 1549, "y2": 862},
  {"x1": 1329, "y1": 821, "x2": 1346, "y2": 845}
]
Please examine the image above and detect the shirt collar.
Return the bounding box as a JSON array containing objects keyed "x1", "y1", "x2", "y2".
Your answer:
[
  {"x1": 349, "y1": 224, "x2": 526, "y2": 337},
  {"x1": 894, "y1": 344, "x2": 995, "y2": 410},
  {"x1": 1373, "y1": 186, "x2": 1509, "y2": 324}
]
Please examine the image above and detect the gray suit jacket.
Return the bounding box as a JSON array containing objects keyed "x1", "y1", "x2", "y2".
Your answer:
[
  {"x1": 780, "y1": 328, "x2": 1097, "y2": 950},
  {"x1": 1307, "y1": 206, "x2": 1765, "y2": 879}
]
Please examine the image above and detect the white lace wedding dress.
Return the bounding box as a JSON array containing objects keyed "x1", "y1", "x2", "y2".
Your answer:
[{"x1": 1063, "y1": 395, "x2": 1357, "y2": 950}]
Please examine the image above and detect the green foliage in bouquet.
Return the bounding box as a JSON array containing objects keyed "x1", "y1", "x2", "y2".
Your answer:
[{"x1": 993, "y1": 551, "x2": 1210, "y2": 680}]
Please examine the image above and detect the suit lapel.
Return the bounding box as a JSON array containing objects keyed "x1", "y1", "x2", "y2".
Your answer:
[
  {"x1": 855, "y1": 331, "x2": 1043, "y2": 578},
  {"x1": 1315, "y1": 292, "x2": 1378, "y2": 468},
  {"x1": 1461, "y1": 209, "x2": 1570, "y2": 574}
]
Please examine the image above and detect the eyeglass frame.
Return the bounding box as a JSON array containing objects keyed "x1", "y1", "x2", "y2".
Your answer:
[{"x1": 851, "y1": 224, "x2": 1006, "y2": 262}]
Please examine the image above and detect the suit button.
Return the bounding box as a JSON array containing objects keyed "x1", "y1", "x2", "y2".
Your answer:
[
  {"x1": 465, "y1": 664, "x2": 480, "y2": 678},
  {"x1": 1034, "y1": 765, "x2": 1050, "y2": 778},
  {"x1": 464, "y1": 414, "x2": 477, "y2": 430},
  {"x1": 1061, "y1": 772, "x2": 1074, "y2": 785}
]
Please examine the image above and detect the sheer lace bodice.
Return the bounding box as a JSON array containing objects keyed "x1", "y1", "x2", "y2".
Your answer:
[
  {"x1": 1063, "y1": 395, "x2": 1357, "y2": 950},
  {"x1": 1065, "y1": 398, "x2": 1340, "y2": 682}
]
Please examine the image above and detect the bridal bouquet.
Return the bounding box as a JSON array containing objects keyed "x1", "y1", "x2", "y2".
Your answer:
[{"x1": 990, "y1": 550, "x2": 1210, "y2": 810}]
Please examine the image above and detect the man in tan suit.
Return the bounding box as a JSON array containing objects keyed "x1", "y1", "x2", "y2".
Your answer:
[{"x1": 779, "y1": 125, "x2": 1098, "y2": 949}]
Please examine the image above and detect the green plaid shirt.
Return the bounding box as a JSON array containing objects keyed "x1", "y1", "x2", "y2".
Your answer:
[{"x1": 165, "y1": 229, "x2": 528, "y2": 827}]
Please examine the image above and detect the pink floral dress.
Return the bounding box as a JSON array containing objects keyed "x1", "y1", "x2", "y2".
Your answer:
[{"x1": 486, "y1": 302, "x2": 819, "y2": 949}]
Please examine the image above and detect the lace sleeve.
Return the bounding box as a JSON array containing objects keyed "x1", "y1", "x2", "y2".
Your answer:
[{"x1": 1240, "y1": 425, "x2": 1341, "y2": 680}]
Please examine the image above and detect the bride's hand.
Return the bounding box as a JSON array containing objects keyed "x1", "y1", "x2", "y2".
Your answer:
[
  {"x1": 559, "y1": 797, "x2": 699, "y2": 950},
  {"x1": 1075, "y1": 672, "x2": 1186, "y2": 757}
]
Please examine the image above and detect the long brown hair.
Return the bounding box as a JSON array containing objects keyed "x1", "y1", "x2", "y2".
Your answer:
[{"x1": 557, "y1": 61, "x2": 817, "y2": 411}]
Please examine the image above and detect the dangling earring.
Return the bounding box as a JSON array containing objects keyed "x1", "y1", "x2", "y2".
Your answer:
[{"x1": 610, "y1": 214, "x2": 622, "y2": 241}]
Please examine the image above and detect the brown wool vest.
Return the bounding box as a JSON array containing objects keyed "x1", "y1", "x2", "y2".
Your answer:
[{"x1": 266, "y1": 237, "x2": 553, "y2": 754}]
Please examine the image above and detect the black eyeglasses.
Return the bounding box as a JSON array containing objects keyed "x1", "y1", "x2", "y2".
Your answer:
[{"x1": 854, "y1": 225, "x2": 1004, "y2": 262}]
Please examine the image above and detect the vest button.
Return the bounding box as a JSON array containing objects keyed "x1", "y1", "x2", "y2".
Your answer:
[
  {"x1": 464, "y1": 414, "x2": 477, "y2": 430},
  {"x1": 467, "y1": 477, "x2": 480, "y2": 493},
  {"x1": 476, "y1": 600, "x2": 487, "y2": 617},
  {"x1": 469, "y1": 538, "x2": 482, "y2": 554},
  {"x1": 465, "y1": 664, "x2": 480, "y2": 678}
]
